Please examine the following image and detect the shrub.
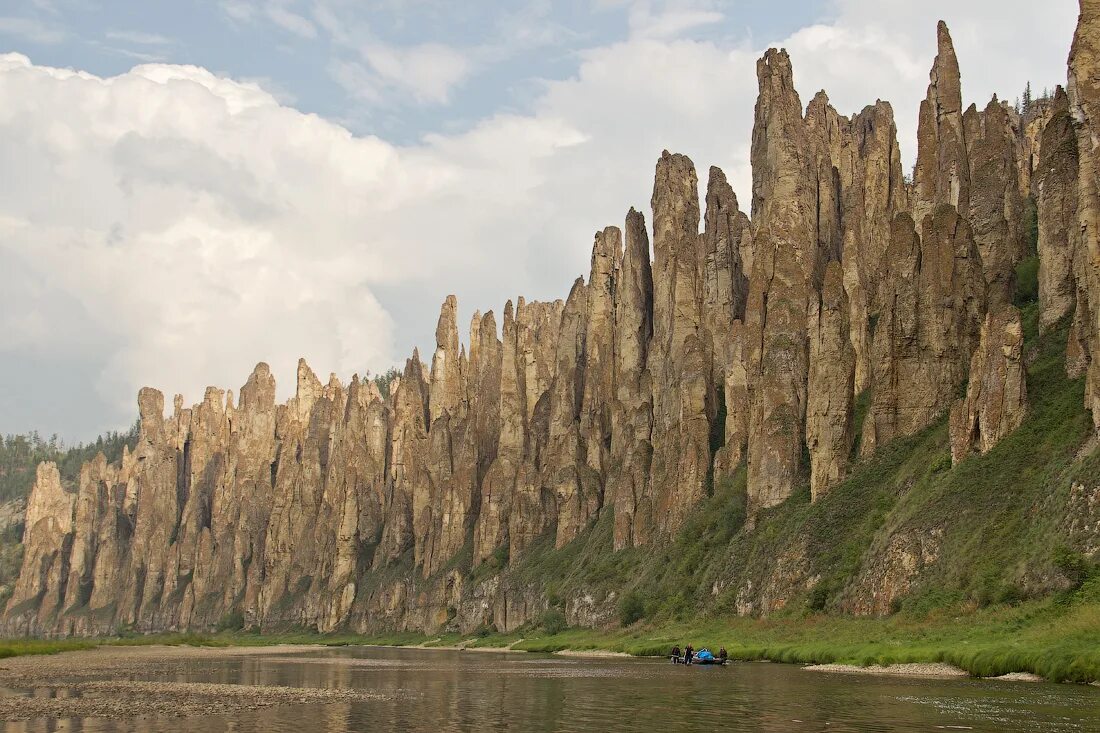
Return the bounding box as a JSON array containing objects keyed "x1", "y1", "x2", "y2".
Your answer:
[
  {"x1": 539, "y1": 608, "x2": 567, "y2": 635},
  {"x1": 1053, "y1": 545, "x2": 1091, "y2": 591},
  {"x1": 216, "y1": 611, "x2": 245, "y2": 632},
  {"x1": 618, "y1": 590, "x2": 645, "y2": 627},
  {"x1": 1014, "y1": 256, "x2": 1039, "y2": 306}
]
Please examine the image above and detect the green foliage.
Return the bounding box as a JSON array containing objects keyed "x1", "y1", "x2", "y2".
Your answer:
[
  {"x1": 1014, "y1": 255, "x2": 1039, "y2": 307},
  {"x1": 849, "y1": 389, "x2": 872, "y2": 461},
  {"x1": 1052, "y1": 545, "x2": 1093, "y2": 591},
  {"x1": 371, "y1": 367, "x2": 401, "y2": 401},
  {"x1": 469, "y1": 542, "x2": 509, "y2": 585},
  {"x1": 0, "y1": 423, "x2": 139, "y2": 501},
  {"x1": 1022, "y1": 195, "x2": 1039, "y2": 257},
  {"x1": 618, "y1": 590, "x2": 646, "y2": 627},
  {"x1": 539, "y1": 608, "x2": 567, "y2": 635},
  {"x1": 215, "y1": 611, "x2": 245, "y2": 632}
]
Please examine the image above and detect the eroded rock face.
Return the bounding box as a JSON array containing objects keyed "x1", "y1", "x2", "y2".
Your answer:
[
  {"x1": 913, "y1": 22, "x2": 970, "y2": 225},
  {"x1": 744, "y1": 49, "x2": 815, "y2": 514},
  {"x1": 841, "y1": 101, "x2": 908, "y2": 394},
  {"x1": 1069, "y1": 0, "x2": 1100, "y2": 430},
  {"x1": 949, "y1": 306, "x2": 1028, "y2": 463},
  {"x1": 4, "y1": 463, "x2": 73, "y2": 631},
  {"x1": 610, "y1": 209, "x2": 654, "y2": 550},
  {"x1": 806, "y1": 262, "x2": 855, "y2": 500},
  {"x1": 862, "y1": 209, "x2": 986, "y2": 454},
  {"x1": 841, "y1": 528, "x2": 943, "y2": 616},
  {"x1": 545, "y1": 278, "x2": 592, "y2": 548},
  {"x1": 1038, "y1": 88, "x2": 1083, "y2": 334},
  {"x1": 968, "y1": 97, "x2": 1026, "y2": 306},
  {"x1": 701, "y1": 166, "x2": 751, "y2": 378},
  {"x1": 647, "y1": 152, "x2": 713, "y2": 534}
]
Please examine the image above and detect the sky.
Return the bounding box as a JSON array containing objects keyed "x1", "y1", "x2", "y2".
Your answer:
[{"x1": 0, "y1": 0, "x2": 1081, "y2": 443}]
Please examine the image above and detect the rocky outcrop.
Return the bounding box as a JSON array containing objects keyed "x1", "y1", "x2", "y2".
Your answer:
[
  {"x1": 743, "y1": 49, "x2": 815, "y2": 514},
  {"x1": 861, "y1": 209, "x2": 986, "y2": 454},
  {"x1": 913, "y1": 22, "x2": 970, "y2": 225},
  {"x1": 841, "y1": 101, "x2": 908, "y2": 394},
  {"x1": 968, "y1": 97, "x2": 1026, "y2": 306},
  {"x1": 5, "y1": 463, "x2": 73, "y2": 630},
  {"x1": 609, "y1": 209, "x2": 654, "y2": 550},
  {"x1": 806, "y1": 262, "x2": 855, "y2": 499},
  {"x1": 949, "y1": 306, "x2": 1028, "y2": 463},
  {"x1": 545, "y1": 279, "x2": 594, "y2": 547},
  {"x1": 506, "y1": 298, "x2": 563, "y2": 560},
  {"x1": 647, "y1": 152, "x2": 713, "y2": 534},
  {"x1": 1069, "y1": 0, "x2": 1100, "y2": 430},
  {"x1": 1020, "y1": 97, "x2": 1056, "y2": 197},
  {"x1": 1038, "y1": 88, "x2": 1082, "y2": 333}
]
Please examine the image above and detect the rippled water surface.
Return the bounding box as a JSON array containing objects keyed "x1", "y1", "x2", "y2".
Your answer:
[{"x1": 4, "y1": 646, "x2": 1099, "y2": 732}]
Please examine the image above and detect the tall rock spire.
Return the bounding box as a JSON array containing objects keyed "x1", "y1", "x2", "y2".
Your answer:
[
  {"x1": 913, "y1": 21, "x2": 970, "y2": 225},
  {"x1": 744, "y1": 49, "x2": 815, "y2": 514},
  {"x1": 647, "y1": 151, "x2": 713, "y2": 535},
  {"x1": 610, "y1": 208, "x2": 654, "y2": 549},
  {"x1": 1068, "y1": 0, "x2": 1100, "y2": 430},
  {"x1": 429, "y1": 295, "x2": 466, "y2": 424},
  {"x1": 968, "y1": 96, "x2": 1026, "y2": 306}
]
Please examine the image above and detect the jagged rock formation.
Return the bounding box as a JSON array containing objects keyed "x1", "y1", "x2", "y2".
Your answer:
[
  {"x1": 609, "y1": 209, "x2": 654, "y2": 550},
  {"x1": 1038, "y1": 88, "x2": 1082, "y2": 334},
  {"x1": 806, "y1": 262, "x2": 855, "y2": 499},
  {"x1": 1069, "y1": 0, "x2": 1100, "y2": 428},
  {"x1": 968, "y1": 96, "x2": 1026, "y2": 306},
  {"x1": 646, "y1": 152, "x2": 714, "y2": 535},
  {"x1": 949, "y1": 306, "x2": 1029, "y2": 463},
  {"x1": 5, "y1": 463, "x2": 73, "y2": 628},
  {"x1": 743, "y1": 49, "x2": 815, "y2": 514},
  {"x1": 7, "y1": 9, "x2": 1100, "y2": 636},
  {"x1": 861, "y1": 209, "x2": 986, "y2": 454},
  {"x1": 913, "y1": 22, "x2": 970, "y2": 225}
]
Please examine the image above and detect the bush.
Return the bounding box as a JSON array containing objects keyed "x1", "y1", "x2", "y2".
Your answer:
[
  {"x1": 1053, "y1": 545, "x2": 1091, "y2": 591},
  {"x1": 618, "y1": 591, "x2": 645, "y2": 627},
  {"x1": 216, "y1": 611, "x2": 245, "y2": 632},
  {"x1": 1014, "y1": 256, "x2": 1039, "y2": 306},
  {"x1": 539, "y1": 608, "x2": 567, "y2": 635}
]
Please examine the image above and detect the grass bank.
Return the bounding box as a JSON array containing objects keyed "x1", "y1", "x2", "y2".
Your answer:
[{"x1": 3, "y1": 579, "x2": 1097, "y2": 684}]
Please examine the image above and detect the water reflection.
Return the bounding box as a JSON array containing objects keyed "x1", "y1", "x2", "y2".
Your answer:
[{"x1": 2, "y1": 646, "x2": 1097, "y2": 732}]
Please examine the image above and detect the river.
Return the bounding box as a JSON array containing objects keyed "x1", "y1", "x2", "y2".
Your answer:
[{"x1": 1, "y1": 645, "x2": 1097, "y2": 731}]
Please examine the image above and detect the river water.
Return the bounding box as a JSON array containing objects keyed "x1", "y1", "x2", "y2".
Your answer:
[{"x1": 3, "y1": 646, "x2": 1098, "y2": 732}]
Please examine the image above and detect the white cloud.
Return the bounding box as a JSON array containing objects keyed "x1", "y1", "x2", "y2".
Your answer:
[
  {"x1": 266, "y1": 6, "x2": 317, "y2": 39},
  {"x1": 361, "y1": 42, "x2": 471, "y2": 104},
  {"x1": 0, "y1": 15, "x2": 66, "y2": 43},
  {"x1": 0, "y1": 53, "x2": 398, "y2": 424},
  {"x1": 104, "y1": 30, "x2": 174, "y2": 46},
  {"x1": 627, "y1": 6, "x2": 724, "y2": 40}
]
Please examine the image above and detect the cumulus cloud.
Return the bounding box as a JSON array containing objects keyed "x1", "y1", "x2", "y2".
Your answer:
[
  {"x1": 0, "y1": 0, "x2": 1081, "y2": 440},
  {"x1": 0, "y1": 54, "x2": 397, "y2": 433}
]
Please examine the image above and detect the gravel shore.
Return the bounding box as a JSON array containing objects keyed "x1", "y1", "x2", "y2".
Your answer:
[
  {"x1": 0, "y1": 645, "x2": 388, "y2": 721},
  {"x1": 803, "y1": 662, "x2": 970, "y2": 678}
]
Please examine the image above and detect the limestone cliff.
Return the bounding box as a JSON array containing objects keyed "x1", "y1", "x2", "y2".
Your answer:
[{"x1": 6, "y1": 9, "x2": 1100, "y2": 636}]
